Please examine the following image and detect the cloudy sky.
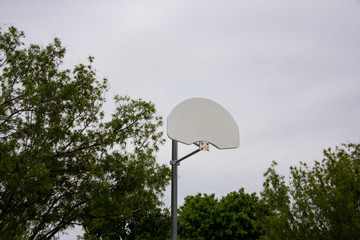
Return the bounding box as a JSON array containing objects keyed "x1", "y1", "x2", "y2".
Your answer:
[{"x1": 1, "y1": 0, "x2": 360, "y2": 238}]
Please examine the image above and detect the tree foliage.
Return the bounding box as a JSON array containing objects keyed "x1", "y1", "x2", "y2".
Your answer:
[
  {"x1": 261, "y1": 143, "x2": 360, "y2": 239},
  {"x1": 178, "y1": 188, "x2": 270, "y2": 240},
  {"x1": 83, "y1": 207, "x2": 171, "y2": 240},
  {"x1": 0, "y1": 26, "x2": 170, "y2": 239}
]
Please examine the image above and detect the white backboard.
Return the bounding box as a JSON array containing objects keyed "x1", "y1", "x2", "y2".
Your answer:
[{"x1": 167, "y1": 98, "x2": 239, "y2": 149}]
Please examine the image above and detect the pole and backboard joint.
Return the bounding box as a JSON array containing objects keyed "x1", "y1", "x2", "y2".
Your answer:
[
  {"x1": 170, "y1": 149, "x2": 201, "y2": 165},
  {"x1": 170, "y1": 142, "x2": 207, "y2": 166}
]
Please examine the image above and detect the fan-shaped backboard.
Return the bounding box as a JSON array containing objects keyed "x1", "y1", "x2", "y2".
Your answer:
[{"x1": 167, "y1": 98, "x2": 239, "y2": 149}]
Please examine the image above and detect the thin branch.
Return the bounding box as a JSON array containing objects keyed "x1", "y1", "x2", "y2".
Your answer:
[
  {"x1": 41, "y1": 200, "x2": 86, "y2": 240},
  {"x1": 28, "y1": 194, "x2": 64, "y2": 240}
]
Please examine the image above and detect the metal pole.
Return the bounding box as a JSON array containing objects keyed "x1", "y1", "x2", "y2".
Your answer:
[{"x1": 171, "y1": 140, "x2": 178, "y2": 240}]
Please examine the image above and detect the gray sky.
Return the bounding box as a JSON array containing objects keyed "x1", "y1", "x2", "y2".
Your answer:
[{"x1": 1, "y1": 0, "x2": 360, "y2": 238}]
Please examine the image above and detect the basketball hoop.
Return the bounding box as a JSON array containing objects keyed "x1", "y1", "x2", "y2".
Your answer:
[{"x1": 167, "y1": 98, "x2": 239, "y2": 240}]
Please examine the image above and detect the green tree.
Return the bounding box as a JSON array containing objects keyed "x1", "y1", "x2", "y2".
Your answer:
[
  {"x1": 178, "y1": 193, "x2": 218, "y2": 240},
  {"x1": 0, "y1": 26, "x2": 170, "y2": 239},
  {"x1": 261, "y1": 143, "x2": 360, "y2": 240},
  {"x1": 178, "y1": 188, "x2": 269, "y2": 240},
  {"x1": 83, "y1": 207, "x2": 171, "y2": 240}
]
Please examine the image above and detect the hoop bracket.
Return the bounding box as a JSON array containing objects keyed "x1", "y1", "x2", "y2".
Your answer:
[{"x1": 199, "y1": 141, "x2": 209, "y2": 151}]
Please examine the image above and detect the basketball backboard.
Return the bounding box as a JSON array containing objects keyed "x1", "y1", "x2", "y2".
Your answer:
[{"x1": 167, "y1": 98, "x2": 239, "y2": 149}]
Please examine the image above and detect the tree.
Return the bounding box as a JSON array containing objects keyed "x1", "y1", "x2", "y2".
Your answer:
[
  {"x1": 178, "y1": 188, "x2": 269, "y2": 240},
  {"x1": 0, "y1": 26, "x2": 170, "y2": 239},
  {"x1": 82, "y1": 207, "x2": 171, "y2": 240},
  {"x1": 261, "y1": 143, "x2": 360, "y2": 239},
  {"x1": 178, "y1": 193, "x2": 218, "y2": 240}
]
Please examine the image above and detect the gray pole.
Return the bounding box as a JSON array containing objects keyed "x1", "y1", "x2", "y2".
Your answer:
[{"x1": 171, "y1": 140, "x2": 178, "y2": 240}]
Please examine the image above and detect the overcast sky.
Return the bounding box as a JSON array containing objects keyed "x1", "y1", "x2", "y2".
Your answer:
[{"x1": 1, "y1": 0, "x2": 360, "y2": 238}]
